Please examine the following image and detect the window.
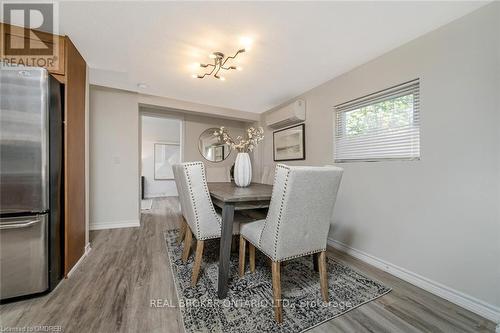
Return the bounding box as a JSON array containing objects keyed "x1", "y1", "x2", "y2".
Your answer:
[{"x1": 334, "y1": 79, "x2": 420, "y2": 162}]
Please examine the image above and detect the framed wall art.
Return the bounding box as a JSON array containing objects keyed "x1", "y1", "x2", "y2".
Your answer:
[{"x1": 273, "y1": 124, "x2": 305, "y2": 161}]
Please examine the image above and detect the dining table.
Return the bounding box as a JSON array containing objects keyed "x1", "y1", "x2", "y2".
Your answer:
[{"x1": 207, "y1": 182, "x2": 273, "y2": 299}]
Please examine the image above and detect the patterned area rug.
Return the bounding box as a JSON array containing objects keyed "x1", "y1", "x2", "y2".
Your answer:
[{"x1": 164, "y1": 230, "x2": 391, "y2": 333}]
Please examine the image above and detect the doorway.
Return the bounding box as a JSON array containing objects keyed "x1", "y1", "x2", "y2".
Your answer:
[{"x1": 140, "y1": 114, "x2": 182, "y2": 207}]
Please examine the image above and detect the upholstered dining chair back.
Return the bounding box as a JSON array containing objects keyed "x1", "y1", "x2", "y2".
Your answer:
[
  {"x1": 259, "y1": 164, "x2": 343, "y2": 261},
  {"x1": 172, "y1": 164, "x2": 186, "y2": 218},
  {"x1": 173, "y1": 162, "x2": 221, "y2": 240}
]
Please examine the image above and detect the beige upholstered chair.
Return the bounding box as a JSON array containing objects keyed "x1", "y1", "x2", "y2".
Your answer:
[
  {"x1": 239, "y1": 164, "x2": 343, "y2": 322},
  {"x1": 173, "y1": 162, "x2": 249, "y2": 286},
  {"x1": 172, "y1": 164, "x2": 188, "y2": 242}
]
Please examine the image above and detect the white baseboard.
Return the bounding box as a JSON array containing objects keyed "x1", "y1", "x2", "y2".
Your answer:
[
  {"x1": 90, "y1": 219, "x2": 140, "y2": 230},
  {"x1": 66, "y1": 242, "x2": 91, "y2": 278},
  {"x1": 327, "y1": 237, "x2": 500, "y2": 323}
]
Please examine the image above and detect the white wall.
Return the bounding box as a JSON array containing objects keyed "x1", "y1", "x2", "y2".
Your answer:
[
  {"x1": 183, "y1": 114, "x2": 246, "y2": 168},
  {"x1": 141, "y1": 107, "x2": 248, "y2": 169},
  {"x1": 89, "y1": 86, "x2": 140, "y2": 230},
  {"x1": 260, "y1": 3, "x2": 500, "y2": 320},
  {"x1": 141, "y1": 115, "x2": 181, "y2": 198},
  {"x1": 139, "y1": 94, "x2": 259, "y2": 122},
  {"x1": 90, "y1": 87, "x2": 253, "y2": 230}
]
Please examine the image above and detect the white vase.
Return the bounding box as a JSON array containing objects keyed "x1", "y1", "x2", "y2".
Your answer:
[{"x1": 234, "y1": 152, "x2": 252, "y2": 187}]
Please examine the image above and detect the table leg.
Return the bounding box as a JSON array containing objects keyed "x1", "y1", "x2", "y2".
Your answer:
[{"x1": 218, "y1": 203, "x2": 234, "y2": 299}]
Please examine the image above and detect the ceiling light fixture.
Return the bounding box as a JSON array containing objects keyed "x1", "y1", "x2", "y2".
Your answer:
[
  {"x1": 240, "y1": 37, "x2": 253, "y2": 51},
  {"x1": 192, "y1": 48, "x2": 246, "y2": 81}
]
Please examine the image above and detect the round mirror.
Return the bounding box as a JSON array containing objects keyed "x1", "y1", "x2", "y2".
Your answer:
[{"x1": 198, "y1": 128, "x2": 231, "y2": 162}]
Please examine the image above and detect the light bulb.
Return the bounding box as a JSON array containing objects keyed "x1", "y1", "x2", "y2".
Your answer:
[
  {"x1": 236, "y1": 66, "x2": 243, "y2": 71},
  {"x1": 219, "y1": 76, "x2": 226, "y2": 81},
  {"x1": 191, "y1": 74, "x2": 198, "y2": 78},
  {"x1": 240, "y1": 37, "x2": 253, "y2": 51}
]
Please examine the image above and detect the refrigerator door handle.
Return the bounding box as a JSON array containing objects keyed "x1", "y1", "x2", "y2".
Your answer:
[{"x1": 0, "y1": 219, "x2": 40, "y2": 230}]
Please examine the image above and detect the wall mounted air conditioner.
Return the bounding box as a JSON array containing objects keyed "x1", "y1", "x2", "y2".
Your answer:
[{"x1": 266, "y1": 99, "x2": 306, "y2": 129}]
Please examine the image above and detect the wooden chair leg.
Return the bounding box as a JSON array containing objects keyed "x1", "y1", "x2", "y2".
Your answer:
[
  {"x1": 191, "y1": 240, "x2": 204, "y2": 286},
  {"x1": 239, "y1": 235, "x2": 247, "y2": 277},
  {"x1": 249, "y1": 243, "x2": 255, "y2": 273},
  {"x1": 231, "y1": 235, "x2": 238, "y2": 252},
  {"x1": 181, "y1": 226, "x2": 192, "y2": 263},
  {"x1": 318, "y1": 251, "x2": 329, "y2": 302},
  {"x1": 271, "y1": 261, "x2": 283, "y2": 323},
  {"x1": 177, "y1": 217, "x2": 187, "y2": 243}
]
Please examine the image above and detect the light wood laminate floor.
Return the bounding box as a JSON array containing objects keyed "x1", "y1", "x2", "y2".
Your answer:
[{"x1": 0, "y1": 197, "x2": 496, "y2": 332}]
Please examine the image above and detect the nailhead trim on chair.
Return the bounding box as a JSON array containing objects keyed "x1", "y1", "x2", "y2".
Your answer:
[
  {"x1": 278, "y1": 248, "x2": 326, "y2": 262},
  {"x1": 199, "y1": 162, "x2": 221, "y2": 227},
  {"x1": 198, "y1": 234, "x2": 221, "y2": 240},
  {"x1": 183, "y1": 163, "x2": 201, "y2": 238},
  {"x1": 183, "y1": 162, "x2": 221, "y2": 241},
  {"x1": 271, "y1": 164, "x2": 290, "y2": 259},
  {"x1": 257, "y1": 164, "x2": 280, "y2": 247},
  {"x1": 257, "y1": 164, "x2": 291, "y2": 260},
  {"x1": 246, "y1": 236, "x2": 325, "y2": 262}
]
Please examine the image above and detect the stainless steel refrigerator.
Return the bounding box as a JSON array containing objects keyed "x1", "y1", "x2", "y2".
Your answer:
[{"x1": 0, "y1": 64, "x2": 63, "y2": 301}]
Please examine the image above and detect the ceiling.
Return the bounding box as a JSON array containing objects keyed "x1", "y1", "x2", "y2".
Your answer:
[{"x1": 57, "y1": 1, "x2": 487, "y2": 113}]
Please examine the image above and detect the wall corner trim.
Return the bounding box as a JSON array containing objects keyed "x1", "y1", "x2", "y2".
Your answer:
[
  {"x1": 327, "y1": 237, "x2": 500, "y2": 323},
  {"x1": 84, "y1": 243, "x2": 91, "y2": 254},
  {"x1": 66, "y1": 243, "x2": 92, "y2": 278},
  {"x1": 89, "y1": 219, "x2": 140, "y2": 231}
]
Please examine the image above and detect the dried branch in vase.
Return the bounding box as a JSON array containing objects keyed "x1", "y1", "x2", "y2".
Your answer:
[{"x1": 213, "y1": 126, "x2": 264, "y2": 153}]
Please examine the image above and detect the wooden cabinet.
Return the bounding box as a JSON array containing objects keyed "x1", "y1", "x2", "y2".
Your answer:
[
  {"x1": 63, "y1": 37, "x2": 87, "y2": 275},
  {"x1": 1, "y1": 23, "x2": 87, "y2": 276},
  {"x1": 1, "y1": 23, "x2": 66, "y2": 75}
]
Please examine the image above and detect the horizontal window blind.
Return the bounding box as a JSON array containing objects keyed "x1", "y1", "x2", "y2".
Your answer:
[{"x1": 334, "y1": 79, "x2": 420, "y2": 162}]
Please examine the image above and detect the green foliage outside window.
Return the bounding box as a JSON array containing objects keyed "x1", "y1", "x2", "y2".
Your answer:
[{"x1": 345, "y1": 94, "x2": 414, "y2": 136}]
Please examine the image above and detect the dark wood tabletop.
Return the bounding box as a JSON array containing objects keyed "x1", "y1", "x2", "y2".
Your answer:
[{"x1": 207, "y1": 182, "x2": 273, "y2": 202}]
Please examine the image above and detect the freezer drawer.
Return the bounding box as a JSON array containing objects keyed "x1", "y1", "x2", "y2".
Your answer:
[{"x1": 0, "y1": 214, "x2": 48, "y2": 300}]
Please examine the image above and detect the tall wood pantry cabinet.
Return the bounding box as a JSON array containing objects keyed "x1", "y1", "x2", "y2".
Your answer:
[{"x1": 1, "y1": 23, "x2": 87, "y2": 275}]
